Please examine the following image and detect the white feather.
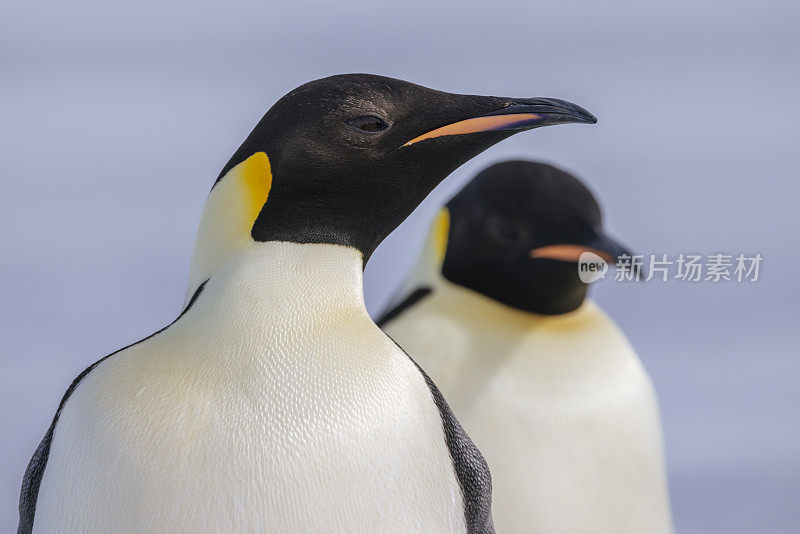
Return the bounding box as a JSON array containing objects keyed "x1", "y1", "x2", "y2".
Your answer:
[{"x1": 35, "y1": 243, "x2": 467, "y2": 533}]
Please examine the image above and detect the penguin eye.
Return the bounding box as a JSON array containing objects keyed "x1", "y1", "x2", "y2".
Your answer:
[
  {"x1": 487, "y1": 215, "x2": 528, "y2": 245},
  {"x1": 348, "y1": 115, "x2": 389, "y2": 133}
]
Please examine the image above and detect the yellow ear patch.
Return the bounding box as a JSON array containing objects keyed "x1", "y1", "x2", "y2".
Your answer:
[
  {"x1": 186, "y1": 151, "x2": 273, "y2": 292},
  {"x1": 432, "y1": 208, "x2": 450, "y2": 265},
  {"x1": 240, "y1": 152, "x2": 273, "y2": 227}
]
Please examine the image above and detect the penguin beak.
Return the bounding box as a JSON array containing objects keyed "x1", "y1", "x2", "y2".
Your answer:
[
  {"x1": 529, "y1": 232, "x2": 631, "y2": 264},
  {"x1": 403, "y1": 98, "x2": 597, "y2": 147}
]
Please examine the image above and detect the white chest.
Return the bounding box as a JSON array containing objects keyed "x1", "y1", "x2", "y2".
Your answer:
[
  {"x1": 34, "y1": 244, "x2": 466, "y2": 533},
  {"x1": 383, "y1": 287, "x2": 673, "y2": 534}
]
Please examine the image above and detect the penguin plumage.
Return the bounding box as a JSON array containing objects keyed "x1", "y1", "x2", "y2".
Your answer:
[
  {"x1": 379, "y1": 160, "x2": 673, "y2": 534},
  {"x1": 18, "y1": 76, "x2": 595, "y2": 533}
]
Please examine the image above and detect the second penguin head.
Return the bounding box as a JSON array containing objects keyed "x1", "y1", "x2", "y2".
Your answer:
[{"x1": 436, "y1": 160, "x2": 631, "y2": 314}]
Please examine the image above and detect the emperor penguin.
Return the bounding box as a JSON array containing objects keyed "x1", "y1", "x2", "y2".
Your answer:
[
  {"x1": 378, "y1": 160, "x2": 673, "y2": 534},
  {"x1": 18, "y1": 76, "x2": 597, "y2": 533}
]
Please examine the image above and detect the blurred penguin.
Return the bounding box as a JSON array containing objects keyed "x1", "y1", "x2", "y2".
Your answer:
[{"x1": 378, "y1": 160, "x2": 673, "y2": 534}]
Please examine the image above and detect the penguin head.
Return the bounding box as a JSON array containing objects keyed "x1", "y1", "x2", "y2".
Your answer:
[
  {"x1": 189, "y1": 75, "x2": 595, "y2": 288},
  {"x1": 436, "y1": 160, "x2": 631, "y2": 315}
]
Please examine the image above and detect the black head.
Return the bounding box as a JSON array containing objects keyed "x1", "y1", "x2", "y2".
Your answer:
[
  {"x1": 441, "y1": 160, "x2": 631, "y2": 314},
  {"x1": 215, "y1": 74, "x2": 596, "y2": 263}
]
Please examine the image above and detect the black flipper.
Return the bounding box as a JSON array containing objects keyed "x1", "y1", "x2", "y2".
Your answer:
[
  {"x1": 375, "y1": 286, "x2": 432, "y2": 328},
  {"x1": 17, "y1": 281, "x2": 207, "y2": 534},
  {"x1": 387, "y1": 336, "x2": 495, "y2": 534}
]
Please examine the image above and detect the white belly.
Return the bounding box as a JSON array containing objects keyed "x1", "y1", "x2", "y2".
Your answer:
[
  {"x1": 383, "y1": 289, "x2": 673, "y2": 534},
  {"x1": 34, "y1": 246, "x2": 466, "y2": 533}
]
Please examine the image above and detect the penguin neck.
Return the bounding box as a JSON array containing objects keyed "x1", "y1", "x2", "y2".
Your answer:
[
  {"x1": 438, "y1": 278, "x2": 595, "y2": 327},
  {"x1": 423, "y1": 269, "x2": 592, "y2": 327},
  {"x1": 192, "y1": 241, "x2": 368, "y2": 321}
]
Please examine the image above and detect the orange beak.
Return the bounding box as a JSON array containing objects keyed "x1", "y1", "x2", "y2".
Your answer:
[
  {"x1": 530, "y1": 244, "x2": 617, "y2": 263},
  {"x1": 402, "y1": 98, "x2": 596, "y2": 147}
]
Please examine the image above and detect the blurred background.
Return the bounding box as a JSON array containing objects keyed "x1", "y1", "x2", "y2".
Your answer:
[{"x1": 1, "y1": 1, "x2": 798, "y2": 531}]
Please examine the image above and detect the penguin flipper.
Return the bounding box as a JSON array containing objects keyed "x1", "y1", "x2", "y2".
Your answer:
[
  {"x1": 17, "y1": 344, "x2": 141, "y2": 533},
  {"x1": 18, "y1": 428, "x2": 52, "y2": 534},
  {"x1": 415, "y1": 362, "x2": 495, "y2": 534},
  {"x1": 412, "y1": 357, "x2": 495, "y2": 534},
  {"x1": 17, "y1": 281, "x2": 208, "y2": 534},
  {"x1": 386, "y1": 336, "x2": 495, "y2": 534}
]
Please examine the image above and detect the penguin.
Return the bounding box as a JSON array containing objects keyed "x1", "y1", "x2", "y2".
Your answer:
[
  {"x1": 18, "y1": 76, "x2": 596, "y2": 533},
  {"x1": 378, "y1": 160, "x2": 673, "y2": 534}
]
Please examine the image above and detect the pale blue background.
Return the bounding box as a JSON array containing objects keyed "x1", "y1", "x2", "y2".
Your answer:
[{"x1": 2, "y1": 1, "x2": 798, "y2": 531}]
